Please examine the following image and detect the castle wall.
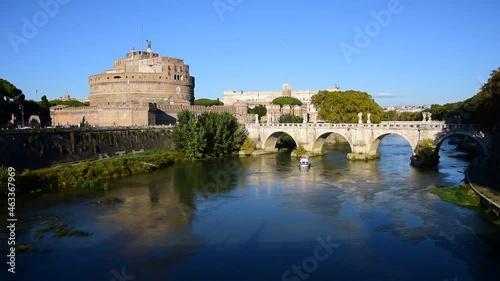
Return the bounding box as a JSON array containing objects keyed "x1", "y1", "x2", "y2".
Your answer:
[
  {"x1": 97, "y1": 107, "x2": 153, "y2": 126},
  {"x1": 51, "y1": 106, "x2": 99, "y2": 126}
]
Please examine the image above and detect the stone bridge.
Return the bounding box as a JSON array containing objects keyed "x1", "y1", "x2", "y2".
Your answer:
[{"x1": 245, "y1": 121, "x2": 490, "y2": 160}]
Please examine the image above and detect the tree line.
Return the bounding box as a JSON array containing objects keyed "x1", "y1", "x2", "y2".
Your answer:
[
  {"x1": 426, "y1": 68, "x2": 500, "y2": 131},
  {"x1": 0, "y1": 78, "x2": 51, "y2": 128}
]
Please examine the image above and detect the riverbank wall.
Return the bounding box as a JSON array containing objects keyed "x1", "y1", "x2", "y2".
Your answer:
[
  {"x1": 466, "y1": 159, "x2": 500, "y2": 216},
  {"x1": 0, "y1": 126, "x2": 175, "y2": 171}
]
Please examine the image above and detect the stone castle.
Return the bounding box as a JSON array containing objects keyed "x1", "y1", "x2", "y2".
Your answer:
[{"x1": 51, "y1": 44, "x2": 253, "y2": 126}]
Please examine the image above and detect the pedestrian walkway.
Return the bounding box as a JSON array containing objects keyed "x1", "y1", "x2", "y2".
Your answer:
[{"x1": 467, "y1": 159, "x2": 500, "y2": 215}]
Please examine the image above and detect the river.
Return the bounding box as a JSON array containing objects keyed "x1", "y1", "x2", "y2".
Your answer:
[{"x1": 3, "y1": 135, "x2": 500, "y2": 281}]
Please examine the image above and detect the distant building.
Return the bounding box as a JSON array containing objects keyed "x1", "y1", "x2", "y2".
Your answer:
[
  {"x1": 54, "y1": 94, "x2": 89, "y2": 104},
  {"x1": 383, "y1": 105, "x2": 429, "y2": 113},
  {"x1": 222, "y1": 84, "x2": 340, "y2": 122}
]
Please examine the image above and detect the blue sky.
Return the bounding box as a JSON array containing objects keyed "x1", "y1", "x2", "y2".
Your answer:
[{"x1": 1, "y1": 0, "x2": 499, "y2": 106}]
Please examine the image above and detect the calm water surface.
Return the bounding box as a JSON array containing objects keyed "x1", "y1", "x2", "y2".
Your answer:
[{"x1": 4, "y1": 135, "x2": 500, "y2": 281}]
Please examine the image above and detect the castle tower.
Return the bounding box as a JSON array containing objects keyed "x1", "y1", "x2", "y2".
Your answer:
[
  {"x1": 88, "y1": 49, "x2": 195, "y2": 107},
  {"x1": 282, "y1": 83, "x2": 291, "y2": 97}
]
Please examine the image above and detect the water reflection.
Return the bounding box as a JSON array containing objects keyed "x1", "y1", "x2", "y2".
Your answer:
[{"x1": 10, "y1": 135, "x2": 500, "y2": 281}]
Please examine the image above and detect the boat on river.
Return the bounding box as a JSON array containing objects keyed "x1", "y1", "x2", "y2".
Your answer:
[{"x1": 299, "y1": 155, "x2": 311, "y2": 168}]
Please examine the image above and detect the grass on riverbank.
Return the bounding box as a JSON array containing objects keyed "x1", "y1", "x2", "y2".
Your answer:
[
  {"x1": 0, "y1": 149, "x2": 187, "y2": 196},
  {"x1": 431, "y1": 184, "x2": 480, "y2": 208}
]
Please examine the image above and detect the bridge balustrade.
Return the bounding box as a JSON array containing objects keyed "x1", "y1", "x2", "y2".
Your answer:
[{"x1": 246, "y1": 122, "x2": 479, "y2": 131}]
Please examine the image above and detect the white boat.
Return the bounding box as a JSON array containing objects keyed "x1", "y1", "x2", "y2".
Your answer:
[{"x1": 299, "y1": 155, "x2": 311, "y2": 168}]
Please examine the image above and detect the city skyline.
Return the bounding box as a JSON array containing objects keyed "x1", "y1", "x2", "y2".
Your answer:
[{"x1": 2, "y1": 0, "x2": 500, "y2": 107}]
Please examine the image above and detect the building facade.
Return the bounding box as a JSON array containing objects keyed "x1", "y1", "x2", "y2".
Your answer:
[{"x1": 222, "y1": 84, "x2": 340, "y2": 122}]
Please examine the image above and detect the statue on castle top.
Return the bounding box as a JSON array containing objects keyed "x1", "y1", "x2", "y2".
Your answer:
[{"x1": 146, "y1": 39, "x2": 152, "y2": 51}]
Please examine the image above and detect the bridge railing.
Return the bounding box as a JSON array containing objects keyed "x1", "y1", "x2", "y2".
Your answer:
[{"x1": 245, "y1": 122, "x2": 480, "y2": 130}]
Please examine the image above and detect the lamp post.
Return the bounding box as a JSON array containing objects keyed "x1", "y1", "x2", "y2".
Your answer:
[{"x1": 19, "y1": 104, "x2": 24, "y2": 128}]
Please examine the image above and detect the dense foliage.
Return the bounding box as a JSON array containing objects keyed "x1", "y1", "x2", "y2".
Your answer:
[
  {"x1": 428, "y1": 68, "x2": 500, "y2": 131},
  {"x1": 411, "y1": 138, "x2": 439, "y2": 166},
  {"x1": 172, "y1": 110, "x2": 247, "y2": 160},
  {"x1": 271, "y1": 97, "x2": 302, "y2": 115},
  {"x1": 0, "y1": 78, "x2": 52, "y2": 128},
  {"x1": 247, "y1": 105, "x2": 267, "y2": 121},
  {"x1": 194, "y1": 98, "x2": 224, "y2": 106},
  {"x1": 240, "y1": 137, "x2": 256, "y2": 155},
  {"x1": 279, "y1": 113, "x2": 303, "y2": 123},
  {"x1": 311, "y1": 90, "x2": 383, "y2": 123},
  {"x1": 0, "y1": 78, "x2": 23, "y2": 127},
  {"x1": 49, "y1": 99, "x2": 89, "y2": 107},
  {"x1": 382, "y1": 111, "x2": 422, "y2": 121}
]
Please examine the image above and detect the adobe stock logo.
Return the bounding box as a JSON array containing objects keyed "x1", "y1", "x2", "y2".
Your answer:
[
  {"x1": 213, "y1": 0, "x2": 243, "y2": 21},
  {"x1": 7, "y1": 0, "x2": 71, "y2": 54},
  {"x1": 281, "y1": 235, "x2": 340, "y2": 281},
  {"x1": 339, "y1": 0, "x2": 406, "y2": 63}
]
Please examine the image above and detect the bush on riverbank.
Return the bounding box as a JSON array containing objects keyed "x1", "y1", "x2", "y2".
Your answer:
[
  {"x1": 431, "y1": 184, "x2": 480, "y2": 208},
  {"x1": 173, "y1": 110, "x2": 247, "y2": 160},
  {"x1": 0, "y1": 149, "x2": 186, "y2": 196}
]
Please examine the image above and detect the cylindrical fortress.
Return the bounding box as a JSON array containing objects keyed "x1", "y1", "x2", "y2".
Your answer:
[{"x1": 88, "y1": 50, "x2": 195, "y2": 106}]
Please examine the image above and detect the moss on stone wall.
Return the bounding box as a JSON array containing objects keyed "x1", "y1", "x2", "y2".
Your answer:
[{"x1": 0, "y1": 127, "x2": 175, "y2": 171}]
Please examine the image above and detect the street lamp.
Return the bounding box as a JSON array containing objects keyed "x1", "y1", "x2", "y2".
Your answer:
[{"x1": 19, "y1": 104, "x2": 24, "y2": 128}]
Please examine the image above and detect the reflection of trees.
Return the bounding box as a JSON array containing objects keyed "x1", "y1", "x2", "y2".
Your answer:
[{"x1": 173, "y1": 156, "x2": 242, "y2": 207}]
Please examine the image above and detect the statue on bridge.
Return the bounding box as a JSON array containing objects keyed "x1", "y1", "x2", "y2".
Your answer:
[
  {"x1": 367, "y1": 113, "x2": 371, "y2": 124},
  {"x1": 358, "y1": 112, "x2": 363, "y2": 124},
  {"x1": 422, "y1": 111, "x2": 428, "y2": 122}
]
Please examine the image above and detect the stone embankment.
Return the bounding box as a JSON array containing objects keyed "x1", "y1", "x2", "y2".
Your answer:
[{"x1": 0, "y1": 126, "x2": 174, "y2": 171}]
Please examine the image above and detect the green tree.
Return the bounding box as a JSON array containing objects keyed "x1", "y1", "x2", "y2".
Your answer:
[
  {"x1": 311, "y1": 90, "x2": 383, "y2": 123},
  {"x1": 247, "y1": 105, "x2": 267, "y2": 121},
  {"x1": 398, "y1": 112, "x2": 421, "y2": 121},
  {"x1": 19, "y1": 99, "x2": 40, "y2": 126},
  {"x1": 172, "y1": 110, "x2": 206, "y2": 161},
  {"x1": 0, "y1": 79, "x2": 23, "y2": 126},
  {"x1": 279, "y1": 113, "x2": 303, "y2": 123},
  {"x1": 271, "y1": 97, "x2": 302, "y2": 115},
  {"x1": 173, "y1": 110, "x2": 247, "y2": 160},
  {"x1": 198, "y1": 111, "x2": 246, "y2": 157},
  {"x1": 427, "y1": 67, "x2": 500, "y2": 131},
  {"x1": 194, "y1": 98, "x2": 224, "y2": 106},
  {"x1": 49, "y1": 99, "x2": 88, "y2": 107},
  {"x1": 382, "y1": 110, "x2": 398, "y2": 121},
  {"x1": 39, "y1": 95, "x2": 51, "y2": 127}
]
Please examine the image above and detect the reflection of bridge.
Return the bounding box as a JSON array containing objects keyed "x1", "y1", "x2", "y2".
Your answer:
[{"x1": 245, "y1": 121, "x2": 490, "y2": 159}]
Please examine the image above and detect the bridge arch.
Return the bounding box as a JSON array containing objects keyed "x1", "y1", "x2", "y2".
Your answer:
[
  {"x1": 369, "y1": 132, "x2": 418, "y2": 155},
  {"x1": 263, "y1": 131, "x2": 299, "y2": 151},
  {"x1": 311, "y1": 131, "x2": 353, "y2": 153},
  {"x1": 435, "y1": 132, "x2": 488, "y2": 157}
]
